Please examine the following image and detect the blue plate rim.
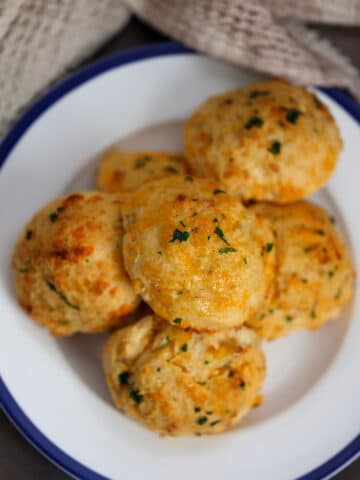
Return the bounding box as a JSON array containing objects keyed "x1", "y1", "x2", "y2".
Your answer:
[{"x1": 0, "y1": 41, "x2": 359, "y2": 480}]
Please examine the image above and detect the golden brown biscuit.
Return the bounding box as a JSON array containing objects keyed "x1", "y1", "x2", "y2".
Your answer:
[
  {"x1": 122, "y1": 177, "x2": 275, "y2": 331},
  {"x1": 103, "y1": 314, "x2": 266, "y2": 436},
  {"x1": 185, "y1": 80, "x2": 342, "y2": 203},
  {"x1": 247, "y1": 202, "x2": 355, "y2": 339},
  {"x1": 97, "y1": 148, "x2": 189, "y2": 193},
  {"x1": 12, "y1": 191, "x2": 140, "y2": 336}
]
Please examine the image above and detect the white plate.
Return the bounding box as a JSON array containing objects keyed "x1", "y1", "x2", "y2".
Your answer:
[{"x1": 0, "y1": 43, "x2": 359, "y2": 480}]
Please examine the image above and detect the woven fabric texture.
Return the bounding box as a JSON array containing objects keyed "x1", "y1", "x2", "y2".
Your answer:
[
  {"x1": 124, "y1": 0, "x2": 360, "y2": 97},
  {"x1": 0, "y1": 0, "x2": 359, "y2": 138},
  {"x1": 0, "y1": 0, "x2": 129, "y2": 138}
]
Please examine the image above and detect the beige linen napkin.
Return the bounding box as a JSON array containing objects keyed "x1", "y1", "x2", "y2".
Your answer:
[{"x1": 0, "y1": 0, "x2": 359, "y2": 139}]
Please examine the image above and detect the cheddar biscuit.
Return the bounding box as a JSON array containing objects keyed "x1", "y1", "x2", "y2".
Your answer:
[
  {"x1": 247, "y1": 202, "x2": 354, "y2": 339},
  {"x1": 97, "y1": 148, "x2": 189, "y2": 193},
  {"x1": 185, "y1": 80, "x2": 342, "y2": 203},
  {"x1": 103, "y1": 314, "x2": 266, "y2": 436},
  {"x1": 122, "y1": 177, "x2": 275, "y2": 331},
  {"x1": 13, "y1": 191, "x2": 140, "y2": 335}
]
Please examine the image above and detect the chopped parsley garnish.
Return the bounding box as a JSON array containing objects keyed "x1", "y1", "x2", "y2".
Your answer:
[
  {"x1": 45, "y1": 279, "x2": 79, "y2": 310},
  {"x1": 286, "y1": 315, "x2": 294, "y2": 322},
  {"x1": 162, "y1": 336, "x2": 170, "y2": 346},
  {"x1": 181, "y1": 343, "x2": 188, "y2": 352},
  {"x1": 218, "y1": 247, "x2": 237, "y2": 254},
  {"x1": 301, "y1": 278, "x2": 308, "y2": 284},
  {"x1": 214, "y1": 226, "x2": 230, "y2": 245},
  {"x1": 49, "y1": 212, "x2": 58, "y2": 223},
  {"x1": 286, "y1": 108, "x2": 302, "y2": 124},
  {"x1": 134, "y1": 155, "x2": 151, "y2": 169},
  {"x1": 311, "y1": 304, "x2": 317, "y2": 318},
  {"x1": 156, "y1": 367, "x2": 161, "y2": 372},
  {"x1": 240, "y1": 381, "x2": 246, "y2": 390},
  {"x1": 185, "y1": 175, "x2": 193, "y2": 182},
  {"x1": 25, "y1": 230, "x2": 33, "y2": 240},
  {"x1": 245, "y1": 116, "x2": 263, "y2": 129},
  {"x1": 328, "y1": 271, "x2": 334, "y2": 278},
  {"x1": 315, "y1": 229, "x2": 325, "y2": 236},
  {"x1": 118, "y1": 371, "x2": 130, "y2": 385},
  {"x1": 265, "y1": 243, "x2": 274, "y2": 253},
  {"x1": 204, "y1": 360, "x2": 209, "y2": 365},
  {"x1": 268, "y1": 141, "x2": 281, "y2": 155},
  {"x1": 129, "y1": 389, "x2": 144, "y2": 404},
  {"x1": 249, "y1": 90, "x2": 270, "y2": 99},
  {"x1": 221, "y1": 98, "x2": 233, "y2": 105},
  {"x1": 194, "y1": 406, "x2": 201, "y2": 412},
  {"x1": 207, "y1": 235, "x2": 211, "y2": 240},
  {"x1": 173, "y1": 318, "x2": 182, "y2": 324},
  {"x1": 334, "y1": 288, "x2": 342, "y2": 300},
  {"x1": 169, "y1": 228, "x2": 190, "y2": 243},
  {"x1": 210, "y1": 420, "x2": 221, "y2": 427},
  {"x1": 197, "y1": 416, "x2": 208, "y2": 425},
  {"x1": 18, "y1": 267, "x2": 28, "y2": 273},
  {"x1": 164, "y1": 165, "x2": 178, "y2": 174},
  {"x1": 213, "y1": 189, "x2": 226, "y2": 195}
]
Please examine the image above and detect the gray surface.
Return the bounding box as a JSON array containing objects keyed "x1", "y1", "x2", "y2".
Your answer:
[{"x1": 1, "y1": 16, "x2": 359, "y2": 480}]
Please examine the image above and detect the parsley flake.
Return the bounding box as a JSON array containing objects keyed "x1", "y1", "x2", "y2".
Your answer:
[
  {"x1": 210, "y1": 420, "x2": 221, "y2": 427},
  {"x1": 218, "y1": 247, "x2": 237, "y2": 254},
  {"x1": 45, "y1": 279, "x2": 79, "y2": 310},
  {"x1": 286, "y1": 315, "x2": 294, "y2": 322},
  {"x1": 265, "y1": 243, "x2": 274, "y2": 253},
  {"x1": 164, "y1": 165, "x2": 178, "y2": 174},
  {"x1": 169, "y1": 229, "x2": 190, "y2": 243},
  {"x1": 213, "y1": 189, "x2": 226, "y2": 195},
  {"x1": 245, "y1": 116, "x2": 263, "y2": 129},
  {"x1": 194, "y1": 406, "x2": 201, "y2": 412},
  {"x1": 185, "y1": 175, "x2": 193, "y2": 182},
  {"x1": 118, "y1": 371, "x2": 130, "y2": 385},
  {"x1": 49, "y1": 212, "x2": 58, "y2": 223},
  {"x1": 268, "y1": 141, "x2": 281, "y2": 155},
  {"x1": 173, "y1": 318, "x2": 182, "y2": 324},
  {"x1": 181, "y1": 343, "x2": 188, "y2": 352},
  {"x1": 134, "y1": 155, "x2": 151, "y2": 169},
  {"x1": 249, "y1": 90, "x2": 270, "y2": 99},
  {"x1": 286, "y1": 108, "x2": 302, "y2": 124},
  {"x1": 162, "y1": 336, "x2": 170, "y2": 346},
  {"x1": 214, "y1": 226, "x2": 230, "y2": 245},
  {"x1": 129, "y1": 389, "x2": 144, "y2": 404},
  {"x1": 197, "y1": 416, "x2": 208, "y2": 425},
  {"x1": 240, "y1": 381, "x2": 246, "y2": 390}
]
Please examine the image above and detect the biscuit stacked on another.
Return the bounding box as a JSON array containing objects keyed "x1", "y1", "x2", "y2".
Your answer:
[{"x1": 12, "y1": 79, "x2": 355, "y2": 437}]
